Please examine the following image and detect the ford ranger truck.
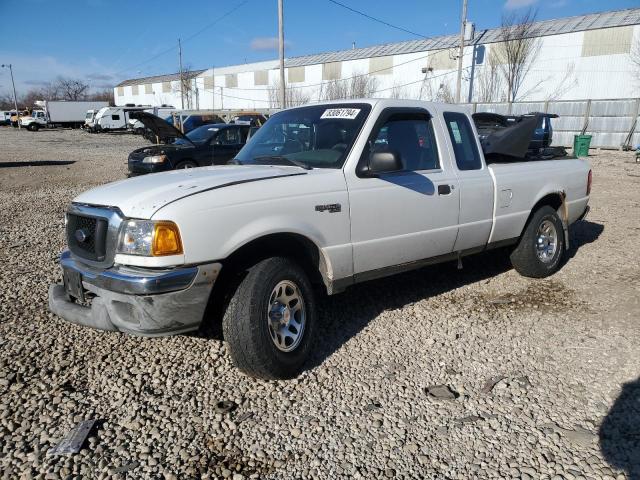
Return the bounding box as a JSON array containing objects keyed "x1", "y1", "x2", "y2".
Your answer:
[{"x1": 49, "y1": 99, "x2": 591, "y2": 380}]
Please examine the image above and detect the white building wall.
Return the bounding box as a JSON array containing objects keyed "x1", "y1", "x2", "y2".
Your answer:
[{"x1": 115, "y1": 24, "x2": 639, "y2": 110}]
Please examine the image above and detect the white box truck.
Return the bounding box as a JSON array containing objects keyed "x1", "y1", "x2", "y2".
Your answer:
[{"x1": 21, "y1": 101, "x2": 109, "y2": 131}]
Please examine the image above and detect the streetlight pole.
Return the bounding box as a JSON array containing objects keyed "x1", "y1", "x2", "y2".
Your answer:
[
  {"x1": 455, "y1": 0, "x2": 468, "y2": 104},
  {"x1": 178, "y1": 38, "x2": 184, "y2": 110},
  {"x1": 278, "y1": 0, "x2": 286, "y2": 109},
  {"x1": 1, "y1": 63, "x2": 20, "y2": 129}
]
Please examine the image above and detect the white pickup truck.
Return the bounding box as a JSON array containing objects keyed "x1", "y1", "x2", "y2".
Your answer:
[{"x1": 49, "y1": 99, "x2": 591, "y2": 379}]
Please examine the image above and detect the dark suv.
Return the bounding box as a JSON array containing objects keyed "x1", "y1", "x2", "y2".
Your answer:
[{"x1": 127, "y1": 112, "x2": 251, "y2": 176}]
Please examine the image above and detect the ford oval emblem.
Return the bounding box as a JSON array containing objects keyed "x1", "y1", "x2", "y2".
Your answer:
[{"x1": 74, "y1": 228, "x2": 89, "y2": 243}]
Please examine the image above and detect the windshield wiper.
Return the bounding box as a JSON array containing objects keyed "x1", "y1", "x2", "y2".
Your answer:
[{"x1": 252, "y1": 155, "x2": 313, "y2": 170}]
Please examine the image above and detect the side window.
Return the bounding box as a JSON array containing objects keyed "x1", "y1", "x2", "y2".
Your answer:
[
  {"x1": 239, "y1": 127, "x2": 249, "y2": 143},
  {"x1": 220, "y1": 128, "x2": 239, "y2": 145},
  {"x1": 112, "y1": 114, "x2": 120, "y2": 121},
  {"x1": 371, "y1": 113, "x2": 440, "y2": 171},
  {"x1": 443, "y1": 112, "x2": 482, "y2": 171}
]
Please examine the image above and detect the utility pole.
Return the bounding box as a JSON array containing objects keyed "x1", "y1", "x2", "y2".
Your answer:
[
  {"x1": 178, "y1": 38, "x2": 184, "y2": 109},
  {"x1": 278, "y1": 0, "x2": 286, "y2": 109},
  {"x1": 1, "y1": 64, "x2": 20, "y2": 129},
  {"x1": 211, "y1": 66, "x2": 215, "y2": 111},
  {"x1": 455, "y1": 0, "x2": 468, "y2": 104}
]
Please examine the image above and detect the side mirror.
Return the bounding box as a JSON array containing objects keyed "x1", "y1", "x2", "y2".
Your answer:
[{"x1": 368, "y1": 149, "x2": 403, "y2": 175}]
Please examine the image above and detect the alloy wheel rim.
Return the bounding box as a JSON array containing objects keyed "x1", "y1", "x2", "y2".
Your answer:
[
  {"x1": 536, "y1": 219, "x2": 558, "y2": 263},
  {"x1": 267, "y1": 280, "x2": 305, "y2": 352}
]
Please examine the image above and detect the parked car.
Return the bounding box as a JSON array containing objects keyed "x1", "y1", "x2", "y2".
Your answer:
[
  {"x1": 230, "y1": 111, "x2": 268, "y2": 126},
  {"x1": 172, "y1": 110, "x2": 226, "y2": 134},
  {"x1": 48, "y1": 99, "x2": 591, "y2": 379},
  {"x1": 127, "y1": 111, "x2": 251, "y2": 175},
  {"x1": 128, "y1": 105, "x2": 176, "y2": 134}
]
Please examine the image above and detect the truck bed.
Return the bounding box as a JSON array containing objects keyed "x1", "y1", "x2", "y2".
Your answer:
[{"x1": 488, "y1": 158, "x2": 590, "y2": 244}]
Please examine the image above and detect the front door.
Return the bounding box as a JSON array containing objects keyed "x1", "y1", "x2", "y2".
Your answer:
[
  {"x1": 211, "y1": 126, "x2": 244, "y2": 165},
  {"x1": 346, "y1": 108, "x2": 460, "y2": 275}
]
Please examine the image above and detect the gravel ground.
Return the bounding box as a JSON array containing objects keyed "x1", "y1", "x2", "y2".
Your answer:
[{"x1": 0, "y1": 127, "x2": 639, "y2": 480}]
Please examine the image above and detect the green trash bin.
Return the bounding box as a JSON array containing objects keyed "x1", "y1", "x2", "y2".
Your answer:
[{"x1": 573, "y1": 134, "x2": 592, "y2": 157}]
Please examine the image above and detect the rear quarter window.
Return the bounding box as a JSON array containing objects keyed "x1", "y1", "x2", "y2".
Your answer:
[{"x1": 443, "y1": 112, "x2": 482, "y2": 171}]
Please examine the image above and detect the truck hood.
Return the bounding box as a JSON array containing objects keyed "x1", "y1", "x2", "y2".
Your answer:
[
  {"x1": 128, "y1": 111, "x2": 191, "y2": 145},
  {"x1": 73, "y1": 165, "x2": 308, "y2": 218}
]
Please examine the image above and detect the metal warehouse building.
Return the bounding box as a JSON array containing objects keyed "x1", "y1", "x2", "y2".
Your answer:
[{"x1": 114, "y1": 8, "x2": 640, "y2": 111}]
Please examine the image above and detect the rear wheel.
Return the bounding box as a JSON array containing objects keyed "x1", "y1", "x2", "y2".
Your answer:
[
  {"x1": 222, "y1": 257, "x2": 316, "y2": 379},
  {"x1": 175, "y1": 160, "x2": 198, "y2": 169},
  {"x1": 510, "y1": 205, "x2": 565, "y2": 278}
]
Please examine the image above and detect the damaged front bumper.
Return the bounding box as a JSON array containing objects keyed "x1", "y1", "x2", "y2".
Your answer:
[{"x1": 48, "y1": 250, "x2": 221, "y2": 336}]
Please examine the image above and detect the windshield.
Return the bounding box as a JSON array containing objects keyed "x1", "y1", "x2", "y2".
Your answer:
[
  {"x1": 174, "y1": 124, "x2": 221, "y2": 145},
  {"x1": 234, "y1": 104, "x2": 371, "y2": 169}
]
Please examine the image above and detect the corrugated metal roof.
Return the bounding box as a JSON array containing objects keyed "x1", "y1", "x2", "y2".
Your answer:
[
  {"x1": 116, "y1": 7, "x2": 639, "y2": 85},
  {"x1": 284, "y1": 7, "x2": 640, "y2": 67},
  {"x1": 116, "y1": 69, "x2": 206, "y2": 87}
]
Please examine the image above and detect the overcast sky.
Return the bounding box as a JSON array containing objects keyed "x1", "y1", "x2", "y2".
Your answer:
[{"x1": 0, "y1": 0, "x2": 638, "y2": 93}]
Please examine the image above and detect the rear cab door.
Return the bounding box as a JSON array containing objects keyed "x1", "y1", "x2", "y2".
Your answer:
[
  {"x1": 439, "y1": 109, "x2": 494, "y2": 251},
  {"x1": 344, "y1": 104, "x2": 461, "y2": 276}
]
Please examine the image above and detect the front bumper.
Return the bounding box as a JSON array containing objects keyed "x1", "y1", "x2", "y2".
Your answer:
[{"x1": 49, "y1": 250, "x2": 221, "y2": 336}]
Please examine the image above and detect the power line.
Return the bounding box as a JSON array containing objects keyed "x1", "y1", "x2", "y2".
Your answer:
[
  {"x1": 326, "y1": 0, "x2": 427, "y2": 39},
  {"x1": 112, "y1": 0, "x2": 250, "y2": 77}
]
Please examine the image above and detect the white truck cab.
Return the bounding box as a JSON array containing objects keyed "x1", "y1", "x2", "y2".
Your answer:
[
  {"x1": 20, "y1": 110, "x2": 46, "y2": 130},
  {"x1": 49, "y1": 99, "x2": 591, "y2": 379}
]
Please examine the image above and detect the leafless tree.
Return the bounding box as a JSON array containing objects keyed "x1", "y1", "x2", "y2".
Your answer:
[
  {"x1": 0, "y1": 92, "x2": 15, "y2": 109},
  {"x1": 54, "y1": 77, "x2": 90, "y2": 100},
  {"x1": 544, "y1": 62, "x2": 577, "y2": 101},
  {"x1": 390, "y1": 81, "x2": 408, "y2": 99},
  {"x1": 435, "y1": 82, "x2": 455, "y2": 103},
  {"x1": 319, "y1": 72, "x2": 378, "y2": 100},
  {"x1": 476, "y1": 50, "x2": 506, "y2": 102},
  {"x1": 174, "y1": 66, "x2": 198, "y2": 109},
  {"x1": 88, "y1": 88, "x2": 115, "y2": 105},
  {"x1": 267, "y1": 79, "x2": 312, "y2": 109},
  {"x1": 493, "y1": 9, "x2": 541, "y2": 102}
]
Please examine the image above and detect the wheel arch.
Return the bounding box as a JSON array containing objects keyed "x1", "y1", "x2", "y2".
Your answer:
[
  {"x1": 220, "y1": 232, "x2": 330, "y2": 290},
  {"x1": 523, "y1": 190, "x2": 569, "y2": 249},
  {"x1": 201, "y1": 231, "x2": 332, "y2": 333}
]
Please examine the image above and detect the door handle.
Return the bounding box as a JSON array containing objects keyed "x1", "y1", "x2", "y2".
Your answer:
[{"x1": 438, "y1": 184, "x2": 452, "y2": 195}]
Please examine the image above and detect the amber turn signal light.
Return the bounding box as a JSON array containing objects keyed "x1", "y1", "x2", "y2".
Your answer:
[{"x1": 152, "y1": 221, "x2": 183, "y2": 256}]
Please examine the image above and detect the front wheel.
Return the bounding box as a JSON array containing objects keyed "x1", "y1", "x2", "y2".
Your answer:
[
  {"x1": 510, "y1": 205, "x2": 565, "y2": 278},
  {"x1": 174, "y1": 160, "x2": 198, "y2": 169},
  {"x1": 222, "y1": 257, "x2": 316, "y2": 379}
]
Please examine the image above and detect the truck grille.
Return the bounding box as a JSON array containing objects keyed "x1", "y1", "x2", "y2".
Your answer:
[{"x1": 66, "y1": 213, "x2": 108, "y2": 262}]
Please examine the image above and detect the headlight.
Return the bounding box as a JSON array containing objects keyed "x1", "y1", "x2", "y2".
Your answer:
[
  {"x1": 117, "y1": 220, "x2": 183, "y2": 256},
  {"x1": 142, "y1": 154, "x2": 167, "y2": 164}
]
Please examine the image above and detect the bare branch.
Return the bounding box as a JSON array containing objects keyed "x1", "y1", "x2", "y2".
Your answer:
[
  {"x1": 267, "y1": 79, "x2": 312, "y2": 108},
  {"x1": 54, "y1": 77, "x2": 90, "y2": 100},
  {"x1": 494, "y1": 8, "x2": 541, "y2": 102}
]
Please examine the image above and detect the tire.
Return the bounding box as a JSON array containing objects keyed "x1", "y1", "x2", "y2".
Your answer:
[
  {"x1": 175, "y1": 160, "x2": 198, "y2": 169},
  {"x1": 222, "y1": 257, "x2": 317, "y2": 379},
  {"x1": 510, "y1": 205, "x2": 565, "y2": 278},
  {"x1": 29, "y1": 124, "x2": 39, "y2": 131}
]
